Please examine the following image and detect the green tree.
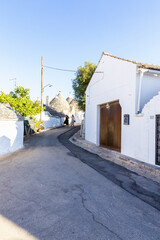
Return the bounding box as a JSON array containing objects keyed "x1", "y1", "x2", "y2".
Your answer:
[
  {"x1": 72, "y1": 61, "x2": 96, "y2": 111},
  {"x1": 10, "y1": 86, "x2": 30, "y2": 99},
  {"x1": 0, "y1": 86, "x2": 42, "y2": 118}
]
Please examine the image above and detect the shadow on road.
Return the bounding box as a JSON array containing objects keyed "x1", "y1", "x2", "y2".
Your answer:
[{"x1": 58, "y1": 126, "x2": 160, "y2": 212}]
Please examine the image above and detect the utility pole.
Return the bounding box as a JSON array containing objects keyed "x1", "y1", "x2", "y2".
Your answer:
[{"x1": 40, "y1": 56, "x2": 43, "y2": 121}]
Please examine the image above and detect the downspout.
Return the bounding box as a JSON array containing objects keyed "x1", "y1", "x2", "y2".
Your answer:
[{"x1": 137, "y1": 69, "x2": 148, "y2": 114}]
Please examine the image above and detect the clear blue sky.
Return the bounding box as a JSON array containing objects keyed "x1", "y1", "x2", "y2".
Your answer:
[{"x1": 0, "y1": 0, "x2": 160, "y2": 102}]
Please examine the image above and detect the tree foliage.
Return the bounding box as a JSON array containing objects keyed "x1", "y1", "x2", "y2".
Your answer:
[
  {"x1": 72, "y1": 61, "x2": 96, "y2": 111},
  {"x1": 0, "y1": 86, "x2": 42, "y2": 118}
]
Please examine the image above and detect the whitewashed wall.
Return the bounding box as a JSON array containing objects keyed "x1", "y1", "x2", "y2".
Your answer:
[
  {"x1": 43, "y1": 117, "x2": 63, "y2": 128},
  {"x1": 36, "y1": 112, "x2": 64, "y2": 129},
  {"x1": 123, "y1": 92, "x2": 160, "y2": 165},
  {"x1": 85, "y1": 54, "x2": 160, "y2": 165},
  {"x1": 69, "y1": 105, "x2": 84, "y2": 124},
  {"x1": 75, "y1": 111, "x2": 84, "y2": 124},
  {"x1": 136, "y1": 73, "x2": 160, "y2": 112},
  {"x1": 0, "y1": 120, "x2": 24, "y2": 155},
  {"x1": 85, "y1": 54, "x2": 137, "y2": 145}
]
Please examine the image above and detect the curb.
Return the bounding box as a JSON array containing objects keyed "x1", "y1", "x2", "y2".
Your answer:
[
  {"x1": 119, "y1": 154, "x2": 160, "y2": 177},
  {"x1": 70, "y1": 131, "x2": 160, "y2": 180}
]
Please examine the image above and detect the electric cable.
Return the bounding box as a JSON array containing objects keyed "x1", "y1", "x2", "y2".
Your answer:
[{"x1": 43, "y1": 65, "x2": 103, "y2": 74}]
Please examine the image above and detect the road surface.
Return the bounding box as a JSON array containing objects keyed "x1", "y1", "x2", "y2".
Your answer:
[{"x1": 0, "y1": 126, "x2": 159, "y2": 240}]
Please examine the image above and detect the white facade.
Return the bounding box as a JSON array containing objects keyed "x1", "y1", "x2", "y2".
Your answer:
[
  {"x1": 85, "y1": 53, "x2": 160, "y2": 165},
  {"x1": 69, "y1": 105, "x2": 84, "y2": 124},
  {"x1": 0, "y1": 120, "x2": 24, "y2": 155},
  {"x1": 36, "y1": 109, "x2": 84, "y2": 129},
  {"x1": 48, "y1": 92, "x2": 84, "y2": 125},
  {"x1": 75, "y1": 111, "x2": 84, "y2": 124},
  {"x1": 35, "y1": 112, "x2": 64, "y2": 129}
]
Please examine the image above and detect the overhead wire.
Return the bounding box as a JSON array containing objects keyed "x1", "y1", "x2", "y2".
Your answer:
[
  {"x1": 43, "y1": 65, "x2": 76, "y2": 72},
  {"x1": 43, "y1": 65, "x2": 103, "y2": 74}
]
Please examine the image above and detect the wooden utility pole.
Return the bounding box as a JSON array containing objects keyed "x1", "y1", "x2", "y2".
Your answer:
[{"x1": 40, "y1": 56, "x2": 43, "y2": 121}]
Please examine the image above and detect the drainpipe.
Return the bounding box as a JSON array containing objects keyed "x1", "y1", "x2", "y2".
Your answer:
[{"x1": 137, "y1": 69, "x2": 148, "y2": 114}]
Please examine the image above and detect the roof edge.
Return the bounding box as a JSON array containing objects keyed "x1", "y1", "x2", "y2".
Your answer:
[{"x1": 103, "y1": 52, "x2": 160, "y2": 71}]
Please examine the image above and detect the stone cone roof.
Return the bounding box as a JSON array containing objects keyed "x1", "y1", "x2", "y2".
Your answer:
[
  {"x1": 0, "y1": 103, "x2": 24, "y2": 121},
  {"x1": 44, "y1": 105, "x2": 65, "y2": 117},
  {"x1": 69, "y1": 99, "x2": 80, "y2": 113},
  {"x1": 49, "y1": 92, "x2": 69, "y2": 114},
  {"x1": 66, "y1": 96, "x2": 73, "y2": 104}
]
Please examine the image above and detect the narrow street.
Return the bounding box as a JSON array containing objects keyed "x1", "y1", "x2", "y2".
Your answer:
[{"x1": 0, "y1": 127, "x2": 160, "y2": 240}]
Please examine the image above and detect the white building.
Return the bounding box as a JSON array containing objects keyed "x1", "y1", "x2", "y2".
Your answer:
[
  {"x1": 0, "y1": 103, "x2": 24, "y2": 155},
  {"x1": 35, "y1": 105, "x2": 65, "y2": 129},
  {"x1": 48, "y1": 92, "x2": 84, "y2": 125},
  {"x1": 50, "y1": 91, "x2": 70, "y2": 116},
  {"x1": 85, "y1": 52, "x2": 160, "y2": 166},
  {"x1": 68, "y1": 99, "x2": 84, "y2": 124},
  {"x1": 35, "y1": 92, "x2": 84, "y2": 129}
]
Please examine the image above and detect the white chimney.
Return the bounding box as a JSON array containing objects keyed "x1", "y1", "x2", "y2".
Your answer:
[{"x1": 46, "y1": 96, "x2": 49, "y2": 106}]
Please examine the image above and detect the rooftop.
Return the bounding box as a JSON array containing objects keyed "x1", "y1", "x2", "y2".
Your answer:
[
  {"x1": 103, "y1": 52, "x2": 160, "y2": 71},
  {"x1": 44, "y1": 105, "x2": 65, "y2": 117},
  {"x1": 0, "y1": 103, "x2": 24, "y2": 121},
  {"x1": 66, "y1": 96, "x2": 73, "y2": 104},
  {"x1": 49, "y1": 92, "x2": 69, "y2": 114}
]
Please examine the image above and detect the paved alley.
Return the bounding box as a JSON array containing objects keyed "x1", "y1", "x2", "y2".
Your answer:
[{"x1": 0, "y1": 127, "x2": 159, "y2": 240}]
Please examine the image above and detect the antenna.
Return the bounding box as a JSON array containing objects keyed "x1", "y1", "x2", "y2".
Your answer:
[{"x1": 9, "y1": 78, "x2": 17, "y2": 87}]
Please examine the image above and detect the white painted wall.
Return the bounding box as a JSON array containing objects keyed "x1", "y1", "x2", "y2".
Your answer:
[
  {"x1": 43, "y1": 116, "x2": 63, "y2": 129},
  {"x1": 75, "y1": 111, "x2": 84, "y2": 124},
  {"x1": 35, "y1": 112, "x2": 64, "y2": 129},
  {"x1": 138, "y1": 74, "x2": 160, "y2": 112},
  {"x1": 69, "y1": 105, "x2": 84, "y2": 124},
  {"x1": 85, "y1": 53, "x2": 160, "y2": 165},
  {"x1": 123, "y1": 92, "x2": 160, "y2": 165},
  {"x1": 0, "y1": 120, "x2": 24, "y2": 155},
  {"x1": 85, "y1": 54, "x2": 137, "y2": 145},
  {"x1": 36, "y1": 110, "x2": 83, "y2": 128}
]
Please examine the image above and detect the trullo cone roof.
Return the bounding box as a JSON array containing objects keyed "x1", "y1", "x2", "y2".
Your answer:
[
  {"x1": 0, "y1": 103, "x2": 24, "y2": 121},
  {"x1": 66, "y1": 96, "x2": 73, "y2": 104},
  {"x1": 49, "y1": 92, "x2": 69, "y2": 114},
  {"x1": 69, "y1": 99, "x2": 79, "y2": 113}
]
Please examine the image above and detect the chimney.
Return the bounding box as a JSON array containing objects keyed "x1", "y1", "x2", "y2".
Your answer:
[{"x1": 46, "y1": 96, "x2": 49, "y2": 106}]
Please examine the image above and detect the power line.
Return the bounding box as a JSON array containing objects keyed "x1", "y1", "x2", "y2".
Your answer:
[
  {"x1": 43, "y1": 65, "x2": 103, "y2": 74},
  {"x1": 43, "y1": 65, "x2": 76, "y2": 72}
]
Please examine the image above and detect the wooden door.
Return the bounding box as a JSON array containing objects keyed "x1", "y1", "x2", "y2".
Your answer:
[{"x1": 100, "y1": 101, "x2": 121, "y2": 151}]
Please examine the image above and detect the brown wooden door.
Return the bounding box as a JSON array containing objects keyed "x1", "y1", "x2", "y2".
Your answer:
[{"x1": 100, "y1": 101, "x2": 121, "y2": 151}]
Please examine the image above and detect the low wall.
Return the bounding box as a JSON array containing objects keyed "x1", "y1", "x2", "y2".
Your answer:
[
  {"x1": 0, "y1": 120, "x2": 24, "y2": 155},
  {"x1": 44, "y1": 116, "x2": 65, "y2": 129},
  {"x1": 35, "y1": 112, "x2": 65, "y2": 129}
]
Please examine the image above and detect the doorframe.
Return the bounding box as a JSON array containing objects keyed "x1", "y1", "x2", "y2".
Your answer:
[
  {"x1": 96, "y1": 105, "x2": 100, "y2": 146},
  {"x1": 155, "y1": 115, "x2": 160, "y2": 165}
]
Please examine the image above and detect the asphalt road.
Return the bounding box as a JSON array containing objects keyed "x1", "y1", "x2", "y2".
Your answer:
[
  {"x1": 59, "y1": 127, "x2": 160, "y2": 211},
  {"x1": 0, "y1": 126, "x2": 159, "y2": 240}
]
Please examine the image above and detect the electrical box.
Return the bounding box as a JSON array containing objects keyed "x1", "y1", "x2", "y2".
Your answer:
[{"x1": 124, "y1": 114, "x2": 130, "y2": 125}]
